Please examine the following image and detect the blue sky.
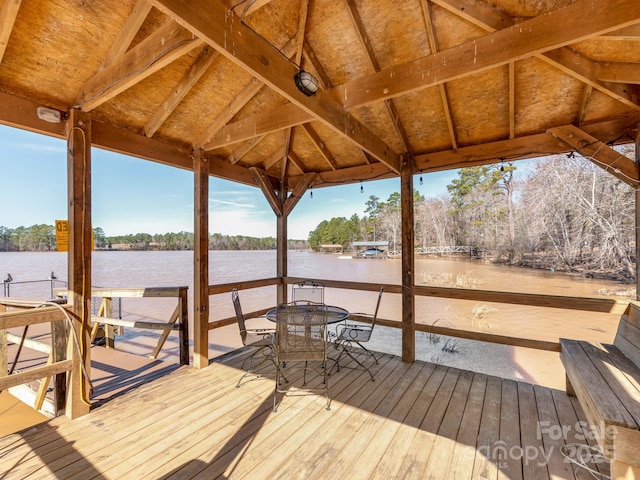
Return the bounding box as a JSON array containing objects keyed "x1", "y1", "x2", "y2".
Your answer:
[{"x1": 0, "y1": 123, "x2": 463, "y2": 239}]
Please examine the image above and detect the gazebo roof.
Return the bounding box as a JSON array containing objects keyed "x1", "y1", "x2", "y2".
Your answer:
[{"x1": 1, "y1": 0, "x2": 639, "y2": 191}]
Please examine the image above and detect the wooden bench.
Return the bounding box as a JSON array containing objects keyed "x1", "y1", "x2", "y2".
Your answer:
[{"x1": 560, "y1": 302, "x2": 640, "y2": 480}]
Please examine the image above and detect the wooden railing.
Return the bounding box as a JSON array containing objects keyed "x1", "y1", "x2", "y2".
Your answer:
[
  {"x1": 0, "y1": 299, "x2": 72, "y2": 417},
  {"x1": 207, "y1": 277, "x2": 629, "y2": 354},
  {"x1": 54, "y1": 286, "x2": 190, "y2": 366}
]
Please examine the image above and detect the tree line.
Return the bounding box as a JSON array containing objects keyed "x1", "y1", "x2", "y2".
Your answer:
[
  {"x1": 0, "y1": 227, "x2": 307, "y2": 252},
  {"x1": 309, "y1": 151, "x2": 636, "y2": 281}
]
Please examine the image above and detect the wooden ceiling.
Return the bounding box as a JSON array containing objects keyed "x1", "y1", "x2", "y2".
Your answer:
[{"x1": 1, "y1": 0, "x2": 640, "y2": 192}]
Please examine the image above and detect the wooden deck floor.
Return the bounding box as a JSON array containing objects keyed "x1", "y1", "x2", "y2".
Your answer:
[{"x1": 0, "y1": 347, "x2": 610, "y2": 479}]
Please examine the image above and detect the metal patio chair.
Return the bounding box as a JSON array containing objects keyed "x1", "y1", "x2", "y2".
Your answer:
[
  {"x1": 273, "y1": 302, "x2": 330, "y2": 412},
  {"x1": 332, "y1": 286, "x2": 384, "y2": 381},
  {"x1": 232, "y1": 288, "x2": 278, "y2": 388},
  {"x1": 291, "y1": 280, "x2": 324, "y2": 304}
]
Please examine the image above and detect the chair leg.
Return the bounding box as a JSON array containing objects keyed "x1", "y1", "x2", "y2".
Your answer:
[
  {"x1": 340, "y1": 344, "x2": 375, "y2": 381},
  {"x1": 356, "y1": 342, "x2": 379, "y2": 364}
]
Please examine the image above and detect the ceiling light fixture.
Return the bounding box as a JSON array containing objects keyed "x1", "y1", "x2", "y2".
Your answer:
[
  {"x1": 294, "y1": 70, "x2": 319, "y2": 96},
  {"x1": 36, "y1": 106, "x2": 62, "y2": 124}
]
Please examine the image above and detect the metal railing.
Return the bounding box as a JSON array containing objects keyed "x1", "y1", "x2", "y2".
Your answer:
[{"x1": 2, "y1": 273, "x2": 121, "y2": 318}]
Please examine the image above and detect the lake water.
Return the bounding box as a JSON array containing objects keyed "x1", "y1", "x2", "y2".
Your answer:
[{"x1": 1, "y1": 250, "x2": 631, "y2": 389}]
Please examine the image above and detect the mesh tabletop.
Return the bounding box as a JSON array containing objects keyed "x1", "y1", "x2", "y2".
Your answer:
[{"x1": 266, "y1": 304, "x2": 349, "y2": 324}]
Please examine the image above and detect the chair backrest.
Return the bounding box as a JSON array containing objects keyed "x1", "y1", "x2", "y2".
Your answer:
[
  {"x1": 370, "y1": 286, "x2": 384, "y2": 327},
  {"x1": 231, "y1": 288, "x2": 248, "y2": 343},
  {"x1": 291, "y1": 280, "x2": 324, "y2": 304},
  {"x1": 274, "y1": 302, "x2": 328, "y2": 363}
]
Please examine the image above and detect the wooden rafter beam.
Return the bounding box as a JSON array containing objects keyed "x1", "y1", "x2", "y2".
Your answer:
[
  {"x1": 547, "y1": 125, "x2": 640, "y2": 187},
  {"x1": 287, "y1": 150, "x2": 306, "y2": 174},
  {"x1": 0, "y1": 0, "x2": 22, "y2": 63},
  {"x1": 301, "y1": 124, "x2": 338, "y2": 171},
  {"x1": 193, "y1": 37, "x2": 296, "y2": 149},
  {"x1": 76, "y1": 21, "x2": 202, "y2": 111},
  {"x1": 229, "y1": 135, "x2": 265, "y2": 165},
  {"x1": 333, "y1": 0, "x2": 640, "y2": 109},
  {"x1": 280, "y1": 0, "x2": 310, "y2": 182},
  {"x1": 249, "y1": 167, "x2": 282, "y2": 216},
  {"x1": 149, "y1": 0, "x2": 401, "y2": 174},
  {"x1": 224, "y1": 0, "x2": 275, "y2": 17},
  {"x1": 603, "y1": 24, "x2": 640, "y2": 40},
  {"x1": 284, "y1": 172, "x2": 317, "y2": 217},
  {"x1": 144, "y1": 47, "x2": 218, "y2": 137},
  {"x1": 429, "y1": 0, "x2": 640, "y2": 111},
  {"x1": 596, "y1": 62, "x2": 640, "y2": 84},
  {"x1": 420, "y1": 0, "x2": 458, "y2": 148},
  {"x1": 99, "y1": 0, "x2": 152, "y2": 70},
  {"x1": 344, "y1": 0, "x2": 410, "y2": 152},
  {"x1": 411, "y1": 116, "x2": 640, "y2": 175},
  {"x1": 202, "y1": 102, "x2": 312, "y2": 150}
]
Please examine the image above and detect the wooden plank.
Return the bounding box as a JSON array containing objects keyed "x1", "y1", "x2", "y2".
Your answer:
[
  {"x1": 398, "y1": 367, "x2": 461, "y2": 479},
  {"x1": 498, "y1": 379, "x2": 523, "y2": 480},
  {"x1": 176, "y1": 356, "x2": 387, "y2": 479},
  {"x1": 473, "y1": 375, "x2": 502, "y2": 480},
  {"x1": 615, "y1": 320, "x2": 640, "y2": 366},
  {"x1": 448, "y1": 373, "x2": 488, "y2": 479},
  {"x1": 547, "y1": 125, "x2": 640, "y2": 187},
  {"x1": 0, "y1": 0, "x2": 22, "y2": 63},
  {"x1": 98, "y1": 0, "x2": 152, "y2": 69},
  {"x1": 367, "y1": 362, "x2": 438, "y2": 479},
  {"x1": 518, "y1": 382, "x2": 549, "y2": 480},
  {"x1": 552, "y1": 388, "x2": 609, "y2": 480},
  {"x1": 333, "y1": 0, "x2": 640, "y2": 109},
  {"x1": 560, "y1": 339, "x2": 637, "y2": 432},
  {"x1": 274, "y1": 359, "x2": 425, "y2": 480},
  {"x1": 76, "y1": 21, "x2": 203, "y2": 111},
  {"x1": 422, "y1": 369, "x2": 474, "y2": 478},
  {"x1": 336, "y1": 361, "x2": 429, "y2": 480},
  {"x1": 149, "y1": 0, "x2": 402, "y2": 173},
  {"x1": 0, "y1": 306, "x2": 67, "y2": 330},
  {"x1": 0, "y1": 360, "x2": 72, "y2": 391},
  {"x1": 579, "y1": 342, "x2": 640, "y2": 428},
  {"x1": 6, "y1": 333, "x2": 52, "y2": 354},
  {"x1": 144, "y1": 47, "x2": 219, "y2": 137},
  {"x1": 432, "y1": 0, "x2": 640, "y2": 110},
  {"x1": 90, "y1": 316, "x2": 178, "y2": 331},
  {"x1": 202, "y1": 102, "x2": 312, "y2": 150}
]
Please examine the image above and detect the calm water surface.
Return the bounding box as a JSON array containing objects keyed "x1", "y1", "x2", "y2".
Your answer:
[{"x1": 1, "y1": 250, "x2": 631, "y2": 389}]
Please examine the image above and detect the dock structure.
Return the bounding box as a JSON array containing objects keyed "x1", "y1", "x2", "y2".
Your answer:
[
  {"x1": 319, "y1": 244, "x2": 343, "y2": 254},
  {"x1": 351, "y1": 241, "x2": 390, "y2": 259}
]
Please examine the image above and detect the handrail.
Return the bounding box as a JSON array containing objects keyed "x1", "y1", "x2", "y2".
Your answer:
[
  {"x1": 53, "y1": 286, "x2": 189, "y2": 365},
  {"x1": 209, "y1": 277, "x2": 629, "y2": 354},
  {"x1": 1, "y1": 300, "x2": 71, "y2": 416}
]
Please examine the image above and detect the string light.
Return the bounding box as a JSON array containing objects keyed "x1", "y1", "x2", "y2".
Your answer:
[
  {"x1": 310, "y1": 186, "x2": 313, "y2": 198},
  {"x1": 360, "y1": 181, "x2": 363, "y2": 193},
  {"x1": 419, "y1": 174, "x2": 423, "y2": 185}
]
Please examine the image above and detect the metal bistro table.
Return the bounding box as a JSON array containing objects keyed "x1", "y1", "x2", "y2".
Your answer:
[
  {"x1": 266, "y1": 303, "x2": 348, "y2": 374},
  {"x1": 265, "y1": 303, "x2": 349, "y2": 325}
]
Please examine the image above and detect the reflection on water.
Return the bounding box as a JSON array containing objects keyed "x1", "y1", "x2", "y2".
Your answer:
[{"x1": 2, "y1": 250, "x2": 632, "y2": 389}]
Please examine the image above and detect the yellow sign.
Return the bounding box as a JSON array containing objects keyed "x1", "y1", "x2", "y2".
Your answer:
[
  {"x1": 55, "y1": 220, "x2": 94, "y2": 251},
  {"x1": 55, "y1": 220, "x2": 69, "y2": 252}
]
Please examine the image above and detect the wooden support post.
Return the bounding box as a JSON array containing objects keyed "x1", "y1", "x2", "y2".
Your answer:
[
  {"x1": 401, "y1": 154, "x2": 415, "y2": 363},
  {"x1": 51, "y1": 318, "x2": 67, "y2": 416},
  {"x1": 1, "y1": 303, "x2": 6, "y2": 380},
  {"x1": 66, "y1": 108, "x2": 92, "y2": 418},
  {"x1": 276, "y1": 197, "x2": 287, "y2": 306},
  {"x1": 178, "y1": 287, "x2": 189, "y2": 366},
  {"x1": 193, "y1": 149, "x2": 209, "y2": 368},
  {"x1": 636, "y1": 126, "x2": 640, "y2": 301}
]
